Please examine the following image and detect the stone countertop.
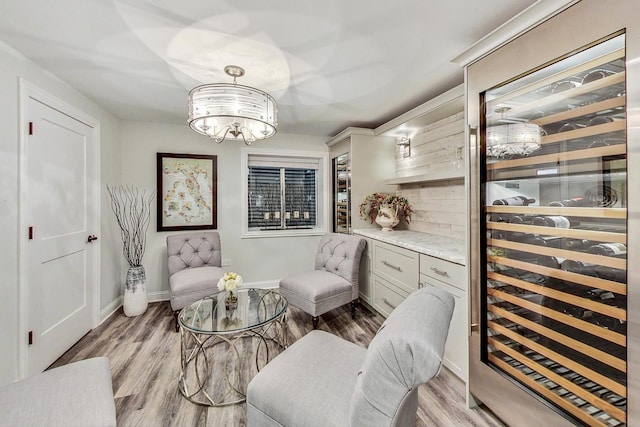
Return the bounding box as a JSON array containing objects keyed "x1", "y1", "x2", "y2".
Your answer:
[{"x1": 353, "y1": 229, "x2": 466, "y2": 266}]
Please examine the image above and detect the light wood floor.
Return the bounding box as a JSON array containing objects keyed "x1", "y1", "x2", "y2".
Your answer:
[{"x1": 51, "y1": 301, "x2": 505, "y2": 426}]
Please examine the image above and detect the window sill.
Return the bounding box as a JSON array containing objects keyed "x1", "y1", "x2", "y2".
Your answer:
[{"x1": 242, "y1": 227, "x2": 328, "y2": 239}]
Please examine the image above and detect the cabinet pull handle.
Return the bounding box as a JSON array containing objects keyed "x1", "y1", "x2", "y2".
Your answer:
[
  {"x1": 382, "y1": 260, "x2": 402, "y2": 272},
  {"x1": 431, "y1": 267, "x2": 449, "y2": 277},
  {"x1": 382, "y1": 298, "x2": 397, "y2": 309}
]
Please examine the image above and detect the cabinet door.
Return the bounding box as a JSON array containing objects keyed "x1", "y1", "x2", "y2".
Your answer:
[
  {"x1": 421, "y1": 274, "x2": 467, "y2": 381},
  {"x1": 372, "y1": 274, "x2": 408, "y2": 318},
  {"x1": 372, "y1": 240, "x2": 419, "y2": 294}
]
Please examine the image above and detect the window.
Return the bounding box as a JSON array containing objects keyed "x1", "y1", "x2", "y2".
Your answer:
[{"x1": 242, "y1": 149, "x2": 328, "y2": 237}]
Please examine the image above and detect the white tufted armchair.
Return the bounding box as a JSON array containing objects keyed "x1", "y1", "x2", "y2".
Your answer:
[
  {"x1": 166, "y1": 231, "x2": 224, "y2": 331},
  {"x1": 279, "y1": 233, "x2": 366, "y2": 329}
]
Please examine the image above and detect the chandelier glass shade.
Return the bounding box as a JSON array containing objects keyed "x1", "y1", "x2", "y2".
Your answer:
[
  {"x1": 188, "y1": 66, "x2": 277, "y2": 145},
  {"x1": 486, "y1": 123, "x2": 542, "y2": 158}
]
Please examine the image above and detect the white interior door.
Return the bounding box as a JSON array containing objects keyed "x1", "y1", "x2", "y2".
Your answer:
[{"x1": 25, "y1": 96, "x2": 98, "y2": 375}]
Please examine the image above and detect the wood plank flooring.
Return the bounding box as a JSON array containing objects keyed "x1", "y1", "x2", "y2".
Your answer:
[{"x1": 51, "y1": 301, "x2": 505, "y2": 427}]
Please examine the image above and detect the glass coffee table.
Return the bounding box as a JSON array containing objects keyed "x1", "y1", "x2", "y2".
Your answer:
[{"x1": 178, "y1": 288, "x2": 288, "y2": 406}]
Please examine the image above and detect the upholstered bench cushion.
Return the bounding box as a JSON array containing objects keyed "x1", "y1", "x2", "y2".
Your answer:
[
  {"x1": 247, "y1": 330, "x2": 365, "y2": 427},
  {"x1": 168, "y1": 265, "x2": 224, "y2": 311},
  {"x1": 0, "y1": 357, "x2": 116, "y2": 427},
  {"x1": 279, "y1": 270, "x2": 353, "y2": 317}
]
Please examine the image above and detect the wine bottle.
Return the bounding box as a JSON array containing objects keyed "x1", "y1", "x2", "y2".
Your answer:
[
  {"x1": 561, "y1": 259, "x2": 598, "y2": 277},
  {"x1": 489, "y1": 213, "x2": 512, "y2": 223},
  {"x1": 594, "y1": 266, "x2": 627, "y2": 283},
  {"x1": 588, "y1": 242, "x2": 627, "y2": 257},
  {"x1": 532, "y1": 215, "x2": 580, "y2": 228},
  {"x1": 548, "y1": 197, "x2": 597, "y2": 207},
  {"x1": 588, "y1": 290, "x2": 626, "y2": 331},
  {"x1": 564, "y1": 239, "x2": 592, "y2": 251},
  {"x1": 587, "y1": 116, "x2": 614, "y2": 126},
  {"x1": 592, "y1": 312, "x2": 627, "y2": 332},
  {"x1": 526, "y1": 235, "x2": 565, "y2": 248},
  {"x1": 493, "y1": 196, "x2": 536, "y2": 206},
  {"x1": 508, "y1": 215, "x2": 536, "y2": 225}
]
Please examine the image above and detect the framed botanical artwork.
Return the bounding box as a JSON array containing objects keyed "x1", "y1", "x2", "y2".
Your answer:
[{"x1": 157, "y1": 152, "x2": 217, "y2": 231}]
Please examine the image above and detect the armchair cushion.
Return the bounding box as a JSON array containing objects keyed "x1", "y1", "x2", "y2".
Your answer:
[
  {"x1": 247, "y1": 330, "x2": 365, "y2": 427},
  {"x1": 168, "y1": 265, "x2": 225, "y2": 311},
  {"x1": 279, "y1": 270, "x2": 352, "y2": 317}
]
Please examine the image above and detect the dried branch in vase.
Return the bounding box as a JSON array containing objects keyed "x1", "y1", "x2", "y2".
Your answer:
[{"x1": 107, "y1": 185, "x2": 155, "y2": 267}]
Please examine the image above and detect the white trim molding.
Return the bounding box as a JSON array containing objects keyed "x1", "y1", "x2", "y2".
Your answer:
[{"x1": 451, "y1": 0, "x2": 579, "y2": 67}]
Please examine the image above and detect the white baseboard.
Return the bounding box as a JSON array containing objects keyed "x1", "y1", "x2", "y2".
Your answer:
[
  {"x1": 148, "y1": 290, "x2": 169, "y2": 302},
  {"x1": 99, "y1": 296, "x2": 122, "y2": 325},
  {"x1": 241, "y1": 280, "x2": 279, "y2": 290}
]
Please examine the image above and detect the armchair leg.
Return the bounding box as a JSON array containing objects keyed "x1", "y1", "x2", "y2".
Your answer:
[
  {"x1": 351, "y1": 300, "x2": 357, "y2": 320},
  {"x1": 312, "y1": 316, "x2": 319, "y2": 329},
  {"x1": 173, "y1": 311, "x2": 180, "y2": 332}
]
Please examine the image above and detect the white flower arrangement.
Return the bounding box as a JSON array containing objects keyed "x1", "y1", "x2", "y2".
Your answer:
[{"x1": 217, "y1": 272, "x2": 243, "y2": 295}]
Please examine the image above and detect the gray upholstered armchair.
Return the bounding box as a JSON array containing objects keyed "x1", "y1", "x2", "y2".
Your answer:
[
  {"x1": 246, "y1": 286, "x2": 455, "y2": 427},
  {"x1": 279, "y1": 233, "x2": 366, "y2": 329},
  {"x1": 167, "y1": 231, "x2": 224, "y2": 331}
]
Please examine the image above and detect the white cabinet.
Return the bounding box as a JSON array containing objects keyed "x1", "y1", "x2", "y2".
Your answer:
[
  {"x1": 420, "y1": 254, "x2": 467, "y2": 382},
  {"x1": 356, "y1": 231, "x2": 468, "y2": 383},
  {"x1": 370, "y1": 239, "x2": 419, "y2": 316},
  {"x1": 327, "y1": 127, "x2": 395, "y2": 233}
]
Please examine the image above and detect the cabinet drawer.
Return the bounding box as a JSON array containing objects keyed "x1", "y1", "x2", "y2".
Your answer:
[
  {"x1": 421, "y1": 273, "x2": 467, "y2": 381},
  {"x1": 420, "y1": 254, "x2": 466, "y2": 291},
  {"x1": 372, "y1": 275, "x2": 408, "y2": 318},
  {"x1": 373, "y1": 240, "x2": 419, "y2": 294}
]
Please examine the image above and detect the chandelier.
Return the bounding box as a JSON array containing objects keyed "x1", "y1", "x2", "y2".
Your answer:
[
  {"x1": 188, "y1": 65, "x2": 278, "y2": 145},
  {"x1": 486, "y1": 123, "x2": 542, "y2": 158}
]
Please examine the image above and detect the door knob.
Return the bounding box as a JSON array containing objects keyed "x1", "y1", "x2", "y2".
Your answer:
[{"x1": 87, "y1": 235, "x2": 98, "y2": 243}]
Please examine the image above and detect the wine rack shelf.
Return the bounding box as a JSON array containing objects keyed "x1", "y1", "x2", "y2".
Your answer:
[{"x1": 481, "y1": 35, "x2": 627, "y2": 426}]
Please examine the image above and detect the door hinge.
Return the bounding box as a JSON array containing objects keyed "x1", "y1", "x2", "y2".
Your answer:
[
  {"x1": 28, "y1": 122, "x2": 33, "y2": 135},
  {"x1": 28, "y1": 330, "x2": 33, "y2": 345},
  {"x1": 28, "y1": 226, "x2": 33, "y2": 240}
]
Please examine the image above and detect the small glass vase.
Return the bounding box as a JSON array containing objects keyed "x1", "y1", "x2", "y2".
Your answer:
[{"x1": 225, "y1": 291, "x2": 238, "y2": 310}]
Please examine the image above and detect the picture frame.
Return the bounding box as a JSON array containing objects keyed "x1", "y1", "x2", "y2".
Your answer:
[{"x1": 157, "y1": 152, "x2": 217, "y2": 231}]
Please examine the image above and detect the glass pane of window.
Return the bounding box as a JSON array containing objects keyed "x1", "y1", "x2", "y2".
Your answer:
[
  {"x1": 284, "y1": 168, "x2": 316, "y2": 228},
  {"x1": 248, "y1": 166, "x2": 282, "y2": 229}
]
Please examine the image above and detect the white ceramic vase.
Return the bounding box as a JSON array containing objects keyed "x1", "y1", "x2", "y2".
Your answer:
[
  {"x1": 375, "y1": 204, "x2": 400, "y2": 231},
  {"x1": 124, "y1": 265, "x2": 148, "y2": 317}
]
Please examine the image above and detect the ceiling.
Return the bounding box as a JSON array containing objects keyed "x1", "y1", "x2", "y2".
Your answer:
[{"x1": 0, "y1": 0, "x2": 538, "y2": 138}]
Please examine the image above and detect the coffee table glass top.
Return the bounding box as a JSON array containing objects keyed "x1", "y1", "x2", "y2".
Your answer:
[{"x1": 179, "y1": 289, "x2": 287, "y2": 334}]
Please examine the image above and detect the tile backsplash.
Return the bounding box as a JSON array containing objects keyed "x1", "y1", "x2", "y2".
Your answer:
[{"x1": 394, "y1": 110, "x2": 465, "y2": 240}]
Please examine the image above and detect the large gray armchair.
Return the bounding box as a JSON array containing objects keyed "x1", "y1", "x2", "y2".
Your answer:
[
  {"x1": 167, "y1": 231, "x2": 224, "y2": 331},
  {"x1": 279, "y1": 233, "x2": 366, "y2": 329},
  {"x1": 246, "y1": 286, "x2": 455, "y2": 427}
]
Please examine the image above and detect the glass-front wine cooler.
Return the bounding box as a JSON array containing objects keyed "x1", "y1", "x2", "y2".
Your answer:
[
  {"x1": 333, "y1": 152, "x2": 351, "y2": 234},
  {"x1": 477, "y1": 31, "x2": 629, "y2": 426}
]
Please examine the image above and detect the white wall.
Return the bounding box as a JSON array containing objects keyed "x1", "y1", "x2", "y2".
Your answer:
[
  {"x1": 118, "y1": 121, "x2": 329, "y2": 300},
  {"x1": 0, "y1": 41, "x2": 122, "y2": 385}
]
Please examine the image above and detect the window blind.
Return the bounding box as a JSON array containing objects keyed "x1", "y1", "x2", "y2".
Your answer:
[{"x1": 248, "y1": 165, "x2": 317, "y2": 230}]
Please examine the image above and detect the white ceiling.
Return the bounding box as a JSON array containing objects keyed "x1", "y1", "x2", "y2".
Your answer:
[{"x1": 0, "y1": 0, "x2": 538, "y2": 137}]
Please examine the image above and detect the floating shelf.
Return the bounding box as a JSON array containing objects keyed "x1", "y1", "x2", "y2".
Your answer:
[{"x1": 384, "y1": 169, "x2": 465, "y2": 185}]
